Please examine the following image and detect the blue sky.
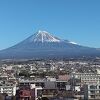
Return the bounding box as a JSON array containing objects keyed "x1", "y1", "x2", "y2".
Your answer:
[{"x1": 0, "y1": 0, "x2": 100, "y2": 50}]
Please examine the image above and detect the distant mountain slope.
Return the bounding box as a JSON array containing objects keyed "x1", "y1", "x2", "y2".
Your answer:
[{"x1": 0, "y1": 30, "x2": 100, "y2": 59}]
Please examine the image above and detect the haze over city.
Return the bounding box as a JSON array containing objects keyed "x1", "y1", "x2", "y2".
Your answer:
[{"x1": 0, "y1": 0, "x2": 100, "y2": 50}]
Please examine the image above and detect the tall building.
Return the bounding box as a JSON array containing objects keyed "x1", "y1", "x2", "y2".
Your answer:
[{"x1": 84, "y1": 84, "x2": 100, "y2": 100}]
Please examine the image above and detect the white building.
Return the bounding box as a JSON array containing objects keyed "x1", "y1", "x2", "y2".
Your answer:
[
  {"x1": 72, "y1": 73, "x2": 100, "y2": 85},
  {"x1": 30, "y1": 84, "x2": 42, "y2": 100},
  {"x1": 84, "y1": 84, "x2": 100, "y2": 100},
  {"x1": 0, "y1": 85, "x2": 16, "y2": 96}
]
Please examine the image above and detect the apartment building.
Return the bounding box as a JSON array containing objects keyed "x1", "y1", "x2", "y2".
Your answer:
[
  {"x1": 72, "y1": 73, "x2": 100, "y2": 85},
  {"x1": 0, "y1": 84, "x2": 16, "y2": 96},
  {"x1": 84, "y1": 84, "x2": 100, "y2": 100}
]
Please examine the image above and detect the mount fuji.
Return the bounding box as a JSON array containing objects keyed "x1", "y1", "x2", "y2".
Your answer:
[{"x1": 0, "y1": 30, "x2": 100, "y2": 59}]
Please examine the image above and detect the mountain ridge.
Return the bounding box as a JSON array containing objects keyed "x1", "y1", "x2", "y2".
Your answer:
[{"x1": 0, "y1": 30, "x2": 100, "y2": 59}]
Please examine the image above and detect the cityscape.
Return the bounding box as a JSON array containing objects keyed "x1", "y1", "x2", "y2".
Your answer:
[
  {"x1": 0, "y1": 57, "x2": 100, "y2": 100},
  {"x1": 0, "y1": 0, "x2": 100, "y2": 100}
]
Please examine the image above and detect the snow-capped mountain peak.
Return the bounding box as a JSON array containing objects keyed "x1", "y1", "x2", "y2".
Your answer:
[
  {"x1": 0, "y1": 30, "x2": 100, "y2": 59},
  {"x1": 31, "y1": 30, "x2": 61, "y2": 43}
]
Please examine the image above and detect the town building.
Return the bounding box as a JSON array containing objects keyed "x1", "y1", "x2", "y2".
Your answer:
[
  {"x1": 72, "y1": 73, "x2": 100, "y2": 85},
  {"x1": 84, "y1": 84, "x2": 100, "y2": 100},
  {"x1": 0, "y1": 84, "x2": 16, "y2": 96}
]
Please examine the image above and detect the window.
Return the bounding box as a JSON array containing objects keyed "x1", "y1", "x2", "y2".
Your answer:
[
  {"x1": 90, "y1": 90, "x2": 95, "y2": 94},
  {"x1": 90, "y1": 85, "x2": 97, "y2": 89},
  {"x1": 90, "y1": 95, "x2": 95, "y2": 98}
]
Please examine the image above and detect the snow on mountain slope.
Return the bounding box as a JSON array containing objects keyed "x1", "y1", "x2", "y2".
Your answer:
[
  {"x1": 21, "y1": 30, "x2": 78, "y2": 45},
  {"x1": 30, "y1": 30, "x2": 61, "y2": 43},
  {"x1": 69, "y1": 41, "x2": 78, "y2": 45}
]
